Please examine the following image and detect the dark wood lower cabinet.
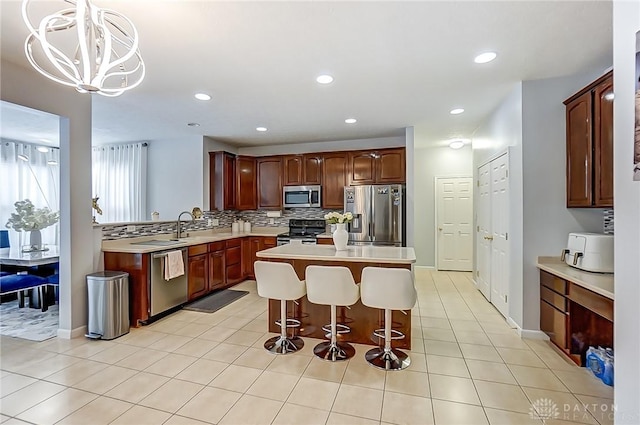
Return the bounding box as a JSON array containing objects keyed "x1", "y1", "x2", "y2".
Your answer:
[
  {"x1": 209, "y1": 250, "x2": 225, "y2": 290},
  {"x1": 104, "y1": 251, "x2": 149, "y2": 327},
  {"x1": 316, "y1": 237, "x2": 333, "y2": 245},
  {"x1": 188, "y1": 253, "x2": 209, "y2": 301},
  {"x1": 539, "y1": 270, "x2": 613, "y2": 366}
]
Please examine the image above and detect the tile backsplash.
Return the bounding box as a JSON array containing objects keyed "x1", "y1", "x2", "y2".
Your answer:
[
  {"x1": 100, "y1": 208, "x2": 338, "y2": 240},
  {"x1": 603, "y1": 209, "x2": 614, "y2": 234}
]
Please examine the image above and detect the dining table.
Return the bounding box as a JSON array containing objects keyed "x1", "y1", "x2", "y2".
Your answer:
[{"x1": 0, "y1": 246, "x2": 60, "y2": 267}]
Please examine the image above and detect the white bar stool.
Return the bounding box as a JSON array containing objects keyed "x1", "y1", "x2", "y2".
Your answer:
[
  {"x1": 360, "y1": 267, "x2": 417, "y2": 371},
  {"x1": 254, "y1": 261, "x2": 306, "y2": 354},
  {"x1": 305, "y1": 265, "x2": 360, "y2": 361}
]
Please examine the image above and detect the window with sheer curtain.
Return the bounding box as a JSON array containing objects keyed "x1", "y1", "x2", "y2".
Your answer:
[
  {"x1": 0, "y1": 141, "x2": 60, "y2": 248},
  {"x1": 92, "y1": 143, "x2": 147, "y2": 223}
]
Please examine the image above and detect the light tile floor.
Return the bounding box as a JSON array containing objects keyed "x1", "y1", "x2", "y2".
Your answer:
[{"x1": 0, "y1": 270, "x2": 615, "y2": 425}]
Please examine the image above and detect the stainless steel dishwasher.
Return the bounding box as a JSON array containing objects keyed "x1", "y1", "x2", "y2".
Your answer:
[{"x1": 149, "y1": 248, "x2": 188, "y2": 316}]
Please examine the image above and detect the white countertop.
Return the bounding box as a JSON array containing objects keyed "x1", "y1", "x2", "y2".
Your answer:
[
  {"x1": 256, "y1": 244, "x2": 416, "y2": 264},
  {"x1": 102, "y1": 227, "x2": 286, "y2": 254},
  {"x1": 537, "y1": 256, "x2": 614, "y2": 300}
]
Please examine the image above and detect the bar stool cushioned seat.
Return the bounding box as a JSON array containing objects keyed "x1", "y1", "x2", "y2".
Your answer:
[
  {"x1": 360, "y1": 267, "x2": 417, "y2": 370},
  {"x1": 305, "y1": 265, "x2": 360, "y2": 361},
  {"x1": 255, "y1": 261, "x2": 306, "y2": 354}
]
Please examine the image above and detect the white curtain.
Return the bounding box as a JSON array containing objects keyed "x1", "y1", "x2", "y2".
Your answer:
[
  {"x1": 0, "y1": 141, "x2": 60, "y2": 248},
  {"x1": 92, "y1": 143, "x2": 147, "y2": 223}
]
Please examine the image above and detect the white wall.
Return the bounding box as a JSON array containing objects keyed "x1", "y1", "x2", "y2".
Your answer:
[
  {"x1": 613, "y1": 1, "x2": 640, "y2": 422},
  {"x1": 412, "y1": 130, "x2": 473, "y2": 267},
  {"x1": 237, "y1": 136, "x2": 405, "y2": 156},
  {"x1": 405, "y1": 127, "x2": 415, "y2": 249},
  {"x1": 147, "y1": 136, "x2": 205, "y2": 220},
  {"x1": 521, "y1": 70, "x2": 610, "y2": 331},
  {"x1": 472, "y1": 83, "x2": 525, "y2": 326},
  {"x1": 1, "y1": 59, "x2": 93, "y2": 337}
]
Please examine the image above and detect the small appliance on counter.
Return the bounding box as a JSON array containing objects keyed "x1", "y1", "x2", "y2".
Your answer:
[{"x1": 561, "y1": 232, "x2": 614, "y2": 273}]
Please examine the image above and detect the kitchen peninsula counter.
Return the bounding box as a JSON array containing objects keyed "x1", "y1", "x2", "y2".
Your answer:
[
  {"x1": 257, "y1": 244, "x2": 416, "y2": 348},
  {"x1": 537, "y1": 256, "x2": 614, "y2": 300}
]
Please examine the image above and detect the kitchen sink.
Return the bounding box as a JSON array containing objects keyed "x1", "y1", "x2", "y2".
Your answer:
[{"x1": 130, "y1": 239, "x2": 186, "y2": 246}]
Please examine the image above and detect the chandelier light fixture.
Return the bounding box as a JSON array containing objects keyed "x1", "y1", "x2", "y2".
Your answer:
[{"x1": 22, "y1": 0, "x2": 145, "y2": 97}]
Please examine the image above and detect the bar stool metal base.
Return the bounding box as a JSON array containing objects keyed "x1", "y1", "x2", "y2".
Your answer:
[
  {"x1": 264, "y1": 335, "x2": 304, "y2": 354},
  {"x1": 365, "y1": 347, "x2": 411, "y2": 371},
  {"x1": 313, "y1": 341, "x2": 355, "y2": 361}
]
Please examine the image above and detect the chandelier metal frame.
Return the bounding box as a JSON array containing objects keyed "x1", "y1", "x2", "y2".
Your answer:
[{"x1": 22, "y1": 0, "x2": 145, "y2": 97}]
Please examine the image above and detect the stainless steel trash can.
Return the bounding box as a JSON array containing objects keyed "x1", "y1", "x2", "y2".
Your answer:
[{"x1": 86, "y1": 271, "x2": 130, "y2": 340}]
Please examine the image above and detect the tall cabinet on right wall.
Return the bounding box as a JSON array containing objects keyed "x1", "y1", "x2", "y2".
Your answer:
[{"x1": 564, "y1": 71, "x2": 614, "y2": 208}]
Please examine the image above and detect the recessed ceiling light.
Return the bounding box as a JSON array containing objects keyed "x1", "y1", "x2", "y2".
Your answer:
[
  {"x1": 474, "y1": 52, "x2": 497, "y2": 64},
  {"x1": 47, "y1": 160, "x2": 58, "y2": 165},
  {"x1": 316, "y1": 75, "x2": 334, "y2": 84},
  {"x1": 256, "y1": 127, "x2": 267, "y2": 132},
  {"x1": 449, "y1": 140, "x2": 465, "y2": 150},
  {"x1": 187, "y1": 122, "x2": 200, "y2": 127},
  {"x1": 450, "y1": 108, "x2": 465, "y2": 115},
  {"x1": 37, "y1": 146, "x2": 49, "y2": 153},
  {"x1": 18, "y1": 153, "x2": 29, "y2": 161},
  {"x1": 345, "y1": 118, "x2": 357, "y2": 124},
  {"x1": 194, "y1": 93, "x2": 211, "y2": 101}
]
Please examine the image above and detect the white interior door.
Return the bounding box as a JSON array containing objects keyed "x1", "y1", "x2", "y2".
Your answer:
[
  {"x1": 476, "y1": 165, "x2": 491, "y2": 299},
  {"x1": 436, "y1": 177, "x2": 473, "y2": 271},
  {"x1": 489, "y1": 154, "x2": 509, "y2": 317}
]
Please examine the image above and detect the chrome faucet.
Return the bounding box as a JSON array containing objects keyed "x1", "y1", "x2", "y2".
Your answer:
[{"x1": 176, "y1": 211, "x2": 194, "y2": 239}]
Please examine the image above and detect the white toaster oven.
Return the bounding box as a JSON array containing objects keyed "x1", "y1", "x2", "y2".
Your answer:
[{"x1": 562, "y1": 232, "x2": 614, "y2": 273}]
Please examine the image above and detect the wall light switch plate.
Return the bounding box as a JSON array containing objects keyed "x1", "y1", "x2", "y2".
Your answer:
[{"x1": 127, "y1": 225, "x2": 136, "y2": 232}]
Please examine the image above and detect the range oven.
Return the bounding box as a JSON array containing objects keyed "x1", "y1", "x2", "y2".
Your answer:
[
  {"x1": 283, "y1": 185, "x2": 321, "y2": 208},
  {"x1": 276, "y1": 219, "x2": 326, "y2": 246}
]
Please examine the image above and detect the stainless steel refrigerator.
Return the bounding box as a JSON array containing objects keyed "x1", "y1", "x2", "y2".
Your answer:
[{"x1": 344, "y1": 184, "x2": 405, "y2": 246}]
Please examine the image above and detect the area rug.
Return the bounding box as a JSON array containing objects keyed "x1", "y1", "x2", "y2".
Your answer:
[
  {"x1": 0, "y1": 300, "x2": 58, "y2": 341},
  {"x1": 183, "y1": 289, "x2": 249, "y2": 313}
]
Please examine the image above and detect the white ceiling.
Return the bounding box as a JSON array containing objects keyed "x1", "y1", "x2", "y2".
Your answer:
[{"x1": 0, "y1": 1, "x2": 612, "y2": 148}]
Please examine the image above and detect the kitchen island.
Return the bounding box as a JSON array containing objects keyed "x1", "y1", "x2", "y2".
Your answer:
[{"x1": 256, "y1": 244, "x2": 416, "y2": 348}]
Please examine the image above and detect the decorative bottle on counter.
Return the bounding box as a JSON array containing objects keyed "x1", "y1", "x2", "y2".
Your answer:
[{"x1": 333, "y1": 223, "x2": 349, "y2": 251}]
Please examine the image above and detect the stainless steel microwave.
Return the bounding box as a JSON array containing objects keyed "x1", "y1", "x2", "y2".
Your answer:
[{"x1": 283, "y1": 185, "x2": 321, "y2": 208}]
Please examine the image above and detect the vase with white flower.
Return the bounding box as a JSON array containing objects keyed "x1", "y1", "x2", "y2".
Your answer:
[
  {"x1": 324, "y1": 211, "x2": 353, "y2": 251},
  {"x1": 5, "y1": 199, "x2": 59, "y2": 252}
]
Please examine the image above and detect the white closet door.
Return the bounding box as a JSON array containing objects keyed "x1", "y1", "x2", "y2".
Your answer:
[
  {"x1": 489, "y1": 153, "x2": 510, "y2": 318},
  {"x1": 476, "y1": 164, "x2": 491, "y2": 299},
  {"x1": 436, "y1": 177, "x2": 473, "y2": 271}
]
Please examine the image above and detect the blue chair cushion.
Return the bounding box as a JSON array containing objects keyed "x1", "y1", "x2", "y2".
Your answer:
[
  {"x1": 46, "y1": 274, "x2": 59, "y2": 285},
  {"x1": 0, "y1": 274, "x2": 47, "y2": 294}
]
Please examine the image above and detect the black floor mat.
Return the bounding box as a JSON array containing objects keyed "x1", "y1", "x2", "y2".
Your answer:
[{"x1": 183, "y1": 289, "x2": 249, "y2": 313}]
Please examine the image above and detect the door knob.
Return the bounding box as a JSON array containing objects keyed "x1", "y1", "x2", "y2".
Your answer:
[{"x1": 438, "y1": 227, "x2": 443, "y2": 231}]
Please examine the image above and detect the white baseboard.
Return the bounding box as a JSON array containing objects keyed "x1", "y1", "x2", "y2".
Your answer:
[
  {"x1": 506, "y1": 317, "x2": 549, "y2": 340},
  {"x1": 57, "y1": 325, "x2": 87, "y2": 340}
]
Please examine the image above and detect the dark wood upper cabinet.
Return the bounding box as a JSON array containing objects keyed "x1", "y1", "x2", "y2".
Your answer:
[
  {"x1": 322, "y1": 152, "x2": 348, "y2": 209},
  {"x1": 235, "y1": 156, "x2": 257, "y2": 210},
  {"x1": 283, "y1": 155, "x2": 303, "y2": 186},
  {"x1": 257, "y1": 157, "x2": 283, "y2": 209},
  {"x1": 303, "y1": 154, "x2": 323, "y2": 185},
  {"x1": 593, "y1": 77, "x2": 614, "y2": 207},
  {"x1": 348, "y1": 148, "x2": 406, "y2": 185},
  {"x1": 564, "y1": 71, "x2": 613, "y2": 208},
  {"x1": 348, "y1": 151, "x2": 376, "y2": 185},
  {"x1": 283, "y1": 154, "x2": 322, "y2": 186},
  {"x1": 210, "y1": 152, "x2": 236, "y2": 210},
  {"x1": 376, "y1": 148, "x2": 406, "y2": 183}
]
